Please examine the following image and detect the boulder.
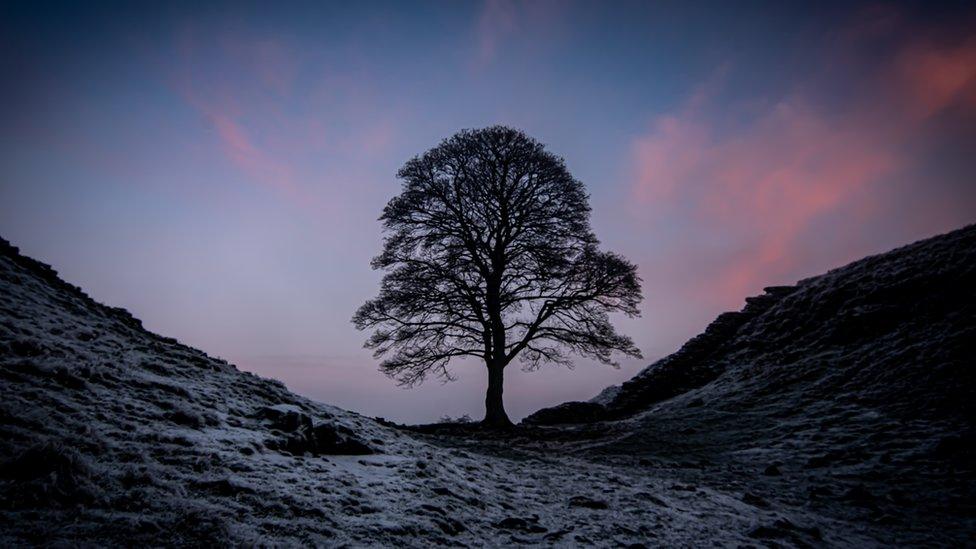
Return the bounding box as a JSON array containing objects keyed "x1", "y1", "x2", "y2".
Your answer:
[{"x1": 258, "y1": 405, "x2": 374, "y2": 456}]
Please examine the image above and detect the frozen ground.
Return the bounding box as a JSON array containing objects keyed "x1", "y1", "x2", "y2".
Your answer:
[
  {"x1": 1, "y1": 227, "x2": 974, "y2": 546},
  {"x1": 527, "y1": 224, "x2": 976, "y2": 545}
]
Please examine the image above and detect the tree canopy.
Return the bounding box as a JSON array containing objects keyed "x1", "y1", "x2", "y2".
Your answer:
[{"x1": 353, "y1": 126, "x2": 643, "y2": 425}]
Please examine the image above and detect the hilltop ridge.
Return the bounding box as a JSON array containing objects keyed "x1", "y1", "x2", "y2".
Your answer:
[{"x1": 527, "y1": 224, "x2": 976, "y2": 425}]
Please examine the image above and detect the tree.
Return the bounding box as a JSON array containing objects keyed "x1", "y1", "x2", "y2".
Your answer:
[{"x1": 353, "y1": 126, "x2": 643, "y2": 427}]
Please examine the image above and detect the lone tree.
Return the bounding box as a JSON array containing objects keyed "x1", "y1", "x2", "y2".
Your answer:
[{"x1": 353, "y1": 126, "x2": 642, "y2": 427}]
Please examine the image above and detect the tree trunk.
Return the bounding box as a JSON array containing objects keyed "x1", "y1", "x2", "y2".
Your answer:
[{"x1": 483, "y1": 362, "x2": 512, "y2": 428}]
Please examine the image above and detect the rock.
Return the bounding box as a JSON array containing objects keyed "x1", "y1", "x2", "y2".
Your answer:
[
  {"x1": 10, "y1": 339, "x2": 45, "y2": 357},
  {"x1": 805, "y1": 452, "x2": 835, "y2": 468},
  {"x1": 257, "y1": 404, "x2": 312, "y2": 432},
  {"x1": 431, "y1": 486, "x2": 455, "y2": 497},
  {"x1": 334, "y1": 439, "x2": 373, "y2": 455},
  {"x1": 281, "y1": 433, "x2": 312, "y2": 455},
  {"x1": 495, "y1": 517, "x2": 547, "y2": 534},
  {"x1": 0, "y1": 443, "x2": 97, "y2": 507},
  {"x1": 931, "y1": 433, "x2": 976, "y2": 463},
  {"x1": 748, "y1": 525, "x2": 787, "y2": 540},
  {"x1": 748, "y1": 518, "x2": 822, "y2": 543},
  {"x1": 165, "y1": 409, "x2": 206, "y2": 429},
  {"x1": 193, "y1": 477, "x2": 256, "y2": 496},
  {"x1": 568, "y1": 495, "x2": 609, "y2": 509},
  {"x1": 543, "y1": 527, "x2": 574, "y2": 541},
  {"x1": 741, "y1": 492, "x2": 770, "y2": 508},
  {"x1": 842, "y1": 484, "x2": 876, "y2": 506},
  {"x1": 52, "y1": 366, "x2": 87, "y2": 390},
  {"x1": 808, "y1": 486, "x2": 832, "y2": 499},
  {"x1": 259, "y1": 406, "x2": 373, "y2": 456},
  {"x1": 762, "y1": 464, "x2": 781, "y2": 476},
  {"x1": 432, "y1": 517, "x2": 466, "y2": 535},
  {"x1": 308, "y1": 423, "x2": 373, "y2": 456},
  {"x1": 419, "y1": 503, "x2": 445, "y2": 516},
  {"x1": 635, "y1": 492, "x2": 669, "y2": 507}
]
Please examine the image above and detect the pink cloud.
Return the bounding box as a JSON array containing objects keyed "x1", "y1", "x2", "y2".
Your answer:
[
  {"x1": 633, "y1": 98, "x2": 898, "y2": 303},
  {"x1": 895, "y1": 38, "x2": 976, "y2": 120},
  {"x1": 208, "y1": 113, "x2": 297, "y2": 195},
  {"x1": 476, "y1": 0, "x2": 517, "y2": 67},
  {"x1": 629, "y1": 21, "x2": 976, "y2": 309},
  {"x1": 166, "y1": 23, "x2": 403, "y2": 211},
  {"x1": 162, "y1": 20, "x2": 410, "y2": 235},
  {"x1": 168, "y1": 24, "x2": 304, "y2": 198},
  {"x1": 171, "y1": 70, "x2": 299, "y2": 198}
]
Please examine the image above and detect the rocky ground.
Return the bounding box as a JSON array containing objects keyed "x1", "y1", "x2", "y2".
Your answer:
[{"x1": 1, "y1": 226, "x2": 974, "y2": 546}]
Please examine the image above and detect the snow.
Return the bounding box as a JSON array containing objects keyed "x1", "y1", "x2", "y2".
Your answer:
[
  {"x1": 2, "y1": 225, "x2": 975, "y2": 546},
  {"x1": 526, "y1": 224, "x2": 976, "y2": 545},
  {"x1": 589, "y1": 384, "x2": 621, "y2": 405}
]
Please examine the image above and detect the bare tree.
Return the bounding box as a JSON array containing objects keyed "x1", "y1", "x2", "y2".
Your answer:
[{"x1": 353, "y1": 126, "x2": 642, "y2": 427}]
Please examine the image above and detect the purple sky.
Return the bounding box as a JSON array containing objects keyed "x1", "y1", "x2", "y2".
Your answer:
[{"x1": 2, "y1": 1, "x2": 975, "y2": 422}]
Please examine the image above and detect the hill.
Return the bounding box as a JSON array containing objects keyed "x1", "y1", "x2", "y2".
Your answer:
[
  {"x1": 2, "y1": 226, "x2": 974, "y2": 546},
  {"x1": 0, "y1": 237, "x2": 828, "y2": 546},
  {"x1": 528, "y1": 225, "x2": 976, "y2": 425},
  {"x1": 525, "y1": 225, "x2": 976, "y2": 543}
]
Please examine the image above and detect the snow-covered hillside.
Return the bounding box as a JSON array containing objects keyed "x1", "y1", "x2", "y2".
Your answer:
[
  {"x1": 526, "y1": 225, "x2": 976, "y2": 544},
  {"x1": 0, "y1": 236, "x2": 838, "y2": 546},
  {"x1": 2, "y1": 225, "x2": 974, "y2": 546},
  {"x1": 531, "y1": 224, "x2": 976, "y2": 425}
]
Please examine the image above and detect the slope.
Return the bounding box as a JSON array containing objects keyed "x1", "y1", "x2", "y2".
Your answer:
[
  {"x1": 2, "y1": 236, "x2": 876, "y2": 547},
  {"x1": 525, "y1": 225, "x2": 976, "y2": 544}
]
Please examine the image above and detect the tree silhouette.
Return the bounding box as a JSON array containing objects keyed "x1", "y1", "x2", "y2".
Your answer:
[{"x1": 353, "y1": 126, "x2": 642, "y2": 427}]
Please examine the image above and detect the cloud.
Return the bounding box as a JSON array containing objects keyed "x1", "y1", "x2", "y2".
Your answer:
[
  {"x1": 208, "y1": 112, "x2": 297, "y2": 195},
  {"x1": 633, "y1": 96, "x2": 899, "y2": 293},
  {"x1": 470, "y1": 0, "x2": 565, "y2": 72},
  {"x1": 894, "y1": 37, "x2": 976, "y2": 120},
  {"x1": 475, "y1": 0, "x2": 517, "y2": 67},
  {"x1": 628, "y1": 15, "x2": 976, "y2": 309},
  {"x1": 169, "y1": 24, "x2": 302, "y2": 197},
  {"x1": 174, "y1": 79, "x2": 300, "y2": 198},
  {"x1": 167, "y1": 22, "x2": 401, "y2": 207}
]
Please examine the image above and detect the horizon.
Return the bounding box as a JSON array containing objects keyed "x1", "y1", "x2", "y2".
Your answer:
[{"x1": 2, "y1": 0, "x2": 975, "y2": 423}]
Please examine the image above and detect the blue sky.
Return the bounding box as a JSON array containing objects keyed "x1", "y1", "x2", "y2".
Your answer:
[{"x1": 2, "y1": 1, "x2": 974, "y2": 422}]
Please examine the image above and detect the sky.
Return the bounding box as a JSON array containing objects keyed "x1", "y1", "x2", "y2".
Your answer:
[{"x1": 2, "y1": 1, "x2": 975, "y2": 423}]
